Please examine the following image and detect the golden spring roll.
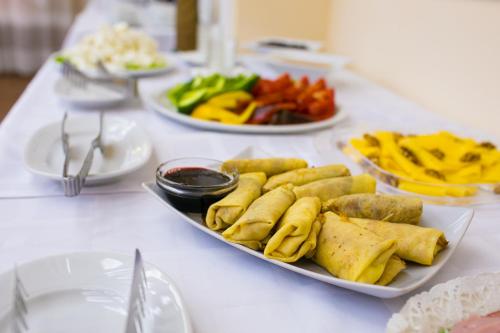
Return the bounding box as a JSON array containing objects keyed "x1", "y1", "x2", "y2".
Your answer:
[
  {"x1": 349, "y1": 217, "x2": 448, "y2": 265},
  {"x1": 263, "y1": 164, "x2": 351, "y2": 192},
  {"x1": 294, "y1": 174, "x2": 376, "y2": 202},
  {"x1": 323, "y1": 193, "x2": 423, "y2": 225},
  {"x1": 221, "y1": 158, "x2": 308, "y2": 176},
  {"x1": 222, "y1": 185, "x2": 296, "y2": 250},
  {"x1": 376, "y1": 256, "x2": 406, "y2": 286},
  {"x1": 206, "y1": 172, "x2": 267, "y2": 231},
  {"x1": 313, "y1": 212, "x2": 397, "y2": 284},
  {"x1": 264, "y1": 197, "x2": 322, "y2": 262}
]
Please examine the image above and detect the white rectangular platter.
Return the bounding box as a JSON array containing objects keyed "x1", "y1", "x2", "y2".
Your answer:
[{"x1": 143, "y1": 181, "x2": 473, "y2": 298}]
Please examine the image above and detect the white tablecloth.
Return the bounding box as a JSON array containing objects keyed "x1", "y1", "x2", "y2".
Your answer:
[{"x1": 1, "y1": 13, "x2": 499, "y2": 333}]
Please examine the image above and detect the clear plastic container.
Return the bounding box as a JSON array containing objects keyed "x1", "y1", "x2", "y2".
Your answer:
[{"x1": 315, "y1": 129, "x2": 500, "y2": 206}]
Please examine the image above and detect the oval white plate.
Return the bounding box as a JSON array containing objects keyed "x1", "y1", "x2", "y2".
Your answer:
[
  {"x1": 143, "y1": 90, "x2": 348, "y2": 134},
  {"x1": 54, "y1": 78, "x2": 127, "y2": 109},
  {"x1": 24, "y1": 115, "x2": 152, "y2": 185},
  {"x1": 0, "y1": 252, "x2": 192, "y2": 333},
  {"x1": 141, "y1": 146, "x2": 474, "y2": 299}
]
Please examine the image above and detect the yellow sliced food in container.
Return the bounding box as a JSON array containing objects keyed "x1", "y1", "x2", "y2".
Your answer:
[{"x1": 397, "y1": 181, "x2": 477, "y2": 197}]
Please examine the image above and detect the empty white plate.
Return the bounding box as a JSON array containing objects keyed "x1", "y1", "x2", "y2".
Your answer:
[
  {"x1": 0, "y1": 252, "x2": 192, "y2": 333},
  {"x1": 54, "y1": 78, "x2": 128, "y2": 109},
  {"x1": 24, "y1": 115, "x2": 152, "y2": 185}
]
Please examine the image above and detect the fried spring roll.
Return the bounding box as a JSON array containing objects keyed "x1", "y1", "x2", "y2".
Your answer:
[
  {"x1": 264, "y1": 197, "x2": 322, "y2": 262},
  {"x1": 221, "y1": 158, "x2": 308, "y2": 176},
  {"x1": 293, "y1": 174, "x2": 376, "y2": 202},
  {"x1": 222, "y1": 185, "x2": 296, "y2": 250},
  {"x1": 313, "y1": 212, "x2": 398, "y2": 284},
  {"x1": 263, "y1": 164, "x2": 351, "y2": 192},
  {"x1": 322, "y1": 193, "x2": 423, "y2": 225},
  {"x1": 349, "y1": 217, "x2": 448, "y2": 265},
  {"x1": 206, "y1": 172, "x2": 267, "y2": 231}
]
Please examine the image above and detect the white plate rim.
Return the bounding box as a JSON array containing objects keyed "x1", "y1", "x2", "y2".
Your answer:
[
  {"x1": 0, "y1": 251, "x2": 192, "y2": 333},
  {"x1": 53, "y1": 78, "x2": 128, "y2": 108},
  {"x1": 52, "y1": 52, "x2": 180, "y2": 79},
  {"x1": 143, "y1": 90, "x2": 348, "y2": 134},
  {"x1": 142, "y1": 181, "x2": 474, "y2": 298},
  {"x1": 23, "y1": 116, "x2": 153, "y2": 183}
]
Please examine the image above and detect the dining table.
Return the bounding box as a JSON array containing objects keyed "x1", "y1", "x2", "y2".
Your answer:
[{"x1": 1, "y1": 5, "x2": 499, "y2": 333}]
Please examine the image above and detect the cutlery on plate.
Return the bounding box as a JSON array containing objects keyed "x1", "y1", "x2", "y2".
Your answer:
[
  {"x1": 62, "y1": 112, "x2": 105, "y2": 197},
  {"x1": 125, "y1": 249, "x2": 148, "y2": 333},
  {"x1": 96, "y1": 60, "x2": 138, "y2": 98},
  {"x1": 62, "y1": 60, "x2": 131, "y2": 96},
  {"x1": 11, "y1": 265, "x2": 29, "y2": 333},
  {"x1": 61, "y1": 112, "x2": 70, "y2": 178},
  {"x1": 62, "y1": 60, "x2": 87, "y2": 89}
]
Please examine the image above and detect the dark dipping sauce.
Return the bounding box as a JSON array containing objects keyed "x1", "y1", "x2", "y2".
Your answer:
[
  {"x1": 164, "y1": 167, "x2": 231, "y2": 187},
  {"x1": 158, "y1": 167, "x2": 236, "y2": 213}
]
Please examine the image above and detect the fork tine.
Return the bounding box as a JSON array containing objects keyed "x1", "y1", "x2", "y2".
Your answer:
[
  {"x1": 12, "y1": 265, "x2": 29, "y2": 332},
  {"x1": 124, "y1": 249, "x2": 148, "y2": 333}
]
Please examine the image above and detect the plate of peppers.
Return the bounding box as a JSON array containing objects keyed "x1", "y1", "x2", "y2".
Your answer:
[{"x1": 143, "y1": 72, "x2": 347, "y2": 133}]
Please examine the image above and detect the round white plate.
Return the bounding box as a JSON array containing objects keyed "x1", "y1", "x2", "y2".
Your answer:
[
  {"x1": 54, "y1": 78, "x2": 127, "y2": 109},
  {"x1": 143, "y1": 90, "x2": 348, "y2": 134},
  {"x1": 0, "y1": 252, "x2": 192, "y2": 333},
  {"x1": 54, "y1": 53, "x2": 180, "y2": 80},
  {"x1": 24, "y1": 115, "x2": 152, "y2": 185}
]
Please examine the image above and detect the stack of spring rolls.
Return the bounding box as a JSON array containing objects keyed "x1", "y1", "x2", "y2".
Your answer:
[{"x1": 204, "y1": 157, "x2": 448, "y2": 286}]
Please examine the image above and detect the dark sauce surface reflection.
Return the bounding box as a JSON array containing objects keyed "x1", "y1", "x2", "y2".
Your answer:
[
  {"x1": 163, "y1": 167, "x2": 231, "y2": 187},
  {"x1": 158, "y1": 166, "x2": 236, "y2": 213}
]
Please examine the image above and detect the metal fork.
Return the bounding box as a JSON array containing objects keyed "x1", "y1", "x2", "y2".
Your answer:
[
  {"x1": 96, "y1": 60, "x2": 139, "y2": 98},
  {"x1": 61, "y1": 112, "x2": 70, "y2": 178},
  {"x1": 11, "y1": 266, "x2": 29, "y2": 333},
  {"x1": 125, "y1": 249, "x2": 148, "y2": 333},
  {"x1": 62, "y1": 112, "x2": 105, "y2": 197},
  {"x1": 62, "y1": 60, "x2": 87, "y2": 89},
  {"x1": 63, "y1": 60, "x2": 131, "y2": 95}
]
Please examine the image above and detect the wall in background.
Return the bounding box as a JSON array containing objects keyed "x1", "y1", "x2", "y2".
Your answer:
[
  {"x1": 236, "y1": 0, "x2": 330, "y2": 47},
  {"x1": 327, "y1": 0, "x2": 500, "y2": 139}
]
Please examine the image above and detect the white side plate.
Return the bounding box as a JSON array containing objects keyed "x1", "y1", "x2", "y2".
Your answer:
[
  {"x1": 143, "y1": 91, "x2": 348, "y2": 134},
  {"x1": 24, "y1": 115, "x2": 152, "y2": 185},
  {"x1": 54, "y1": 78, "x2": 127, "y2": 109},
  {"x1": 0, "y1": 252, "x2": 192, "y2": 333}
]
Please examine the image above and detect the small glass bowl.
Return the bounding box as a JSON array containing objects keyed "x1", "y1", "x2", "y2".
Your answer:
[{"x1": 155, "y1": 158, "x2": 239, "y2": 213}]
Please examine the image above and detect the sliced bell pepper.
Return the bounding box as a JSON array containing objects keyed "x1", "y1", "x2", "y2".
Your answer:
[{"x1": 191, "y1": 102, "x2": 257, "y2": 125}]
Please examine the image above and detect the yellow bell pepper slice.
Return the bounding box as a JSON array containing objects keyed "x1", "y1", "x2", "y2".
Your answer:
[
  {"x1": 207, "y1": 91, "x2": 253, "y2": 109},
  {"x1": 191, "y1": 102, "x2": 257, "y2": 125}
]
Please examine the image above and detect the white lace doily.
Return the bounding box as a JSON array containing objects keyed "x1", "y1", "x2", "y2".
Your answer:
[{"x1": 386, "y1": 272, "x2": 500, "y2": 333}]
